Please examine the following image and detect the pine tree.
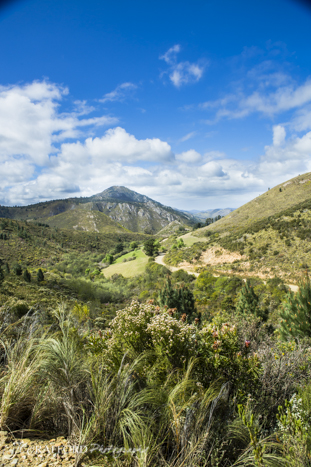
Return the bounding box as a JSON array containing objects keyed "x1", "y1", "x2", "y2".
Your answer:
[
  {"x1": 37, "y1": 268, "x2": 44, "y2": 282},
  {"x1": 158, "y1": 277, "x2": 176, "y2": 309},
  {"x1": 158, "y1": 278, "x2": 199, "y2": 323},
  {"x1": 236, "y1": 279, "x2": 259, "y2": 315},
  {"x1": 280, "y1": 273, "x2": 311, "y2": 340},
  {"x1": 4, "y1": 263, "x2": 10, "y2": 274},
  {"x1": 23, "y1": 269, "x2": 31, "y2": 283}
]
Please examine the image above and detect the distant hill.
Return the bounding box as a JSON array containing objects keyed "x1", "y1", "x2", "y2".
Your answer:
[
  {"x1": 184, "y1": 208, "x2": 235, "y2": 221},
  {"x1": 0, "y1": 186, "x2": 196, "y2": 234}
]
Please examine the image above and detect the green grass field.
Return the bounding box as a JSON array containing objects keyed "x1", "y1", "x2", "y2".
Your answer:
[
  {"x1": 102, "y1": 249, "x2": 149, "y2": 278},
  {"x1": 179, "y1": 233, "x2": 203, "y2": 246}
]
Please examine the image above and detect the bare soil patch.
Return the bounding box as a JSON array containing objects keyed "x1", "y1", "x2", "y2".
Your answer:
[{"x1": 199, "y1": 247, "x2": 246, "y2": 265}]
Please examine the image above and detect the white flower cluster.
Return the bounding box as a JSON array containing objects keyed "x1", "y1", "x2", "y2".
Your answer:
[
  {"x1": 147, "y1": 312, "x2": 197, "y2": 353},
  {"x1": 277, "y1": 393, "x2": 309, "y2": 434},
  {"x1": 110, "y1": 301, "x2": 156, "y2": 339},
  {"x1": 106, "y1": 301, "x2": 197, "y2": 355}
]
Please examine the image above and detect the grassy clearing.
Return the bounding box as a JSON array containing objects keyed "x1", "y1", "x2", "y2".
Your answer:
[
  {"x1": 102, "y1": 249, "x2": 149, "y2": 278},
  {"x1": 180, "y1": 233, "x2": 203, "y2": 246},
  {"x1": 114, "y1": 248, "x2": 145, "y2": 263}
]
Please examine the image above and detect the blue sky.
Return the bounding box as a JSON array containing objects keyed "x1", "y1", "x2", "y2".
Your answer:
[{"x1": 0, "y1": 0, "x2": 311, "y2": 209}]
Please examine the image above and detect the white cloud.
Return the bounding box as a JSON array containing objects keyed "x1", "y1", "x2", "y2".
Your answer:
[
  {"x1": 176, "y1": 149, "x2": 201, "y2": 163},
  {"x1": 179, "y1": 131, "x2": 196, "y2": 142},
  {"x1": 159, "y1": 44, "x2": 181, "y2": 65},
  {"x1": 256, "y1": 127, "x2": 311, "y2": 183},
  {"x1": 160, "y1": 45, "x2": 206, "y2": 88},
  {"x1": 272, "y1": 125, "x2": 286, "y2": 146},
  {"x1": 201, "y1": 161, "x2": 227, "y2": 177},
  {"x1": 0, "y1": 80, "x2": 117, "y2": 164},
  {"x1": 203, "y1": 150, "x2": 226, "y2": 161},
  {"x1": 1, "y1": 79, "x2": 311, "y2": 210},
  {"x1": 59, "y1": 127, "x2": 174, "y2": 164},
  {"x1": 170, "y1": 62, "x2": 204, "y2": 88},
  {"x1": 291, "y1": 106, "x2": 311, "y2": 132},
  {"x1": 200, "y1": 78, "x2": 311, "y2": 121},
  {"x1": 100, "y1": 82, "x2": 137, "y2": 103}
]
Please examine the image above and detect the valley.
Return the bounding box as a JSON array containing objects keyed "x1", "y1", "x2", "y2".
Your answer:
[{"x1": 1, "y1": 173, "x2": 311, "y2": 466}]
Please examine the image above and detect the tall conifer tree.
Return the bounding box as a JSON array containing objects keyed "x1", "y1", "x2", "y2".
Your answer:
[
  {"x1": 236, "y1": 279, "x2": 259, "y2": 315},
  {"x1": 280, "y1": 273, "x2": 311, "y2": 339}
]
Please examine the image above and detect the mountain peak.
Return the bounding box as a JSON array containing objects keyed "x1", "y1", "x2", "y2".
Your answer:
[{"x1": 92, "y1": 186, "x2": 153, "y2": 204}]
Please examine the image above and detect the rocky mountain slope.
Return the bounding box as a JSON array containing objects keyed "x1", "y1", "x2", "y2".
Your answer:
[{"x1": 0, "y1": 186, "x2": 196, "y2": 234}]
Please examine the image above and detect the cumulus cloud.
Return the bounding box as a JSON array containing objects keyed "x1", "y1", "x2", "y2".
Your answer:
[
  {"x1": 58, "y1": 127, "x2": 174, "y2": 164},
  {"x1": 201, "y1": 161, "x2": 227, "y2": 177},
  {"x1": 99, "y1": 82, "x2": 137, "y2": 103},
  {"x1": 0, "y1": 80, "x2": 117, "y2": 164},
  {"x1": 272, "y1": 125, "x2": 286, "y2": 146},
  {"x1": 256, "y1": 127, "x2": 311, "y2": 184},
  {"x1": 1, "y1": 79, "x2": 311, "y2": 210},
  {"x1": 160, "y1": 45, "x2": 206, "y2": 88},
  {"x1": 175, "y1": 149, "x2": 201, "y2": 163}
]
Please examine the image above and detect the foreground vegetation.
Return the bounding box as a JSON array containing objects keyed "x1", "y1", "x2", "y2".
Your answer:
[
  {"x1": 0, "y1": 286, "x2": 311, "y2": 466},
  {"x1": 1, "y1": 213, "x2": 311, "y2": 465}
]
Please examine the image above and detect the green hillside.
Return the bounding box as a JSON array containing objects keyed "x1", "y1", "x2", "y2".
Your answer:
[
  {"x1": 162, "y1": 172, "x2": 311, "y2": 283},
  {"x1": 194, "y1": 172, "x2": 311, "y2": 236},
  {"x1": 44, "y1": 204, "x2": 128, "y2": 233}
]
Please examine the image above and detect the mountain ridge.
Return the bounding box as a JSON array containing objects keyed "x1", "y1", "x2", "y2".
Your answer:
[{"x1": 0, "y1": 186, "x2": 196, "y2": 234}]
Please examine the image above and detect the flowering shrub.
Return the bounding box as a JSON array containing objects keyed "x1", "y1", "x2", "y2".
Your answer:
[
  {"x1": 147, "y1": 312, "x2": 197, "y2": 366},
  {"x1": 196, "y1": 317, "x2": 261, "y2": 395},
  {"x1": 109, "y1": 300, "x2": 157, "y2": 353},
  {"x1": 95, "y1": 301, "x2": 261, "y2": 395},
  {"x1": 103, "y1": 301, "x2": 198, "y2": 369}
]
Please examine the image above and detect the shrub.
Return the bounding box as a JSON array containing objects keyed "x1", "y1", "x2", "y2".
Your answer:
[
  {"x1": 13, "y1": 264, "x2": 22, "y2": 276},
  {"x1": 37, "y1": 268, "x2": 44, "y2": 282},
  {"x1": 104, "y1": 254, "x2": 114, "y2": 265},
  {"x1": 105, "y1": 301, "x2": 197, "y2": 367},
  {"x1": 23, "y1": 269, "x2": 31, "y2": 283},
  {"x1": 114, "y1": 243, "x2": 124, "y2": 254}
]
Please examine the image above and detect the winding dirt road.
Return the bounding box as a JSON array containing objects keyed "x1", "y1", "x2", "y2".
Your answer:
[{"x1": 154, "y1": 253, "x2": 299, "y2": 292}]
